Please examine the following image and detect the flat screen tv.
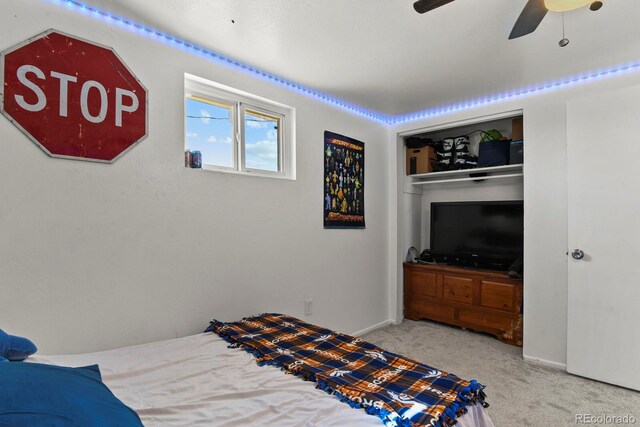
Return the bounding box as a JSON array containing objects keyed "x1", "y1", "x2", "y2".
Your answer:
[{"x1": 430, "y1": 201, "x2": 523, "y2": 269}]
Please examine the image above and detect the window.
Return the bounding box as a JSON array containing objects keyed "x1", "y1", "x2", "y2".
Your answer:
[
  {"x1": 185, "y1": 74, "x2": 295, "y2": 179},
  {"x1": 186, "y1": 96, "x2": 234, "y2": 168}
]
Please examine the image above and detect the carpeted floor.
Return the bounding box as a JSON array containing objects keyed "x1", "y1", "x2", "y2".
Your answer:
[{"x1": 363, "y1": 320, "x2": 640, "y2": 427}]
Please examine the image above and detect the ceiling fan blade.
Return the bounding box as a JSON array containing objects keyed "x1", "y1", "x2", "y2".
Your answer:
[
  {"x1": 413, "y1": 0, "x2": 456, "y2": 14},
  {"x1": 509, "y1": 0, "x2": 548, "y2": 39}
]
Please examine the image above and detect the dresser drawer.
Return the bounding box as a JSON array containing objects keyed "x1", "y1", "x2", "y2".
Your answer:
[
  {"x1": 459, "y1": 309, "x2": 512, "y2": 330},
  {"x1": 409, "y1": 271, "x2": 439, "y2": 298},
  {"x1": 481, "y1": 281, "x2": 516, "y2": 312},
  {"x1": 442, "y1": 276, "x2": 473, "y2": 305},
  {"x1": 410, "y1": 299, "x2": 455, "y2": 323}
]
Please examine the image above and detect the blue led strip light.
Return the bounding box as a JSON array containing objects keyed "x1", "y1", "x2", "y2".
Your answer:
[
  {"x1": 390, "y1": 61, "x2": 640, "y2": 125},
  {"x1": 46, "y1": 0, "x2": 391, "y2": 124},
  {"x1": 45, "y1": 0, "x2": 640, "y2": 127}
]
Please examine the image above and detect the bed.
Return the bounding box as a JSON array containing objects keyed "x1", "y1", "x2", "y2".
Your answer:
[{"x1": 27, "y1": 316, "x2": 495, "y2": 427}]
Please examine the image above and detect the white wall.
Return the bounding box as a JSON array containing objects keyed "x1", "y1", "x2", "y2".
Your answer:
[
  {"x1": 0, "y1": 0, "x2": 391, "y2": 354},
  {"x1": 4, "y1": 0, "x2": 639, "y2": 367},
  {"x1": 390, "y1": 72, "x2": 640, "y2": 368}
]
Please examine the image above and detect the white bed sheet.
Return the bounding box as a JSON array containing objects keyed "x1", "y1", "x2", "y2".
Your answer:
[{"x1": 30, "y1": 333, "x2": 493, "y2": 427}]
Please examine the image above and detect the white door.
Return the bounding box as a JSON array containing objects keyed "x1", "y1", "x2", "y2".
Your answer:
[{"x1": 566, "y1": 84, "x2": 640, "y2": 390}]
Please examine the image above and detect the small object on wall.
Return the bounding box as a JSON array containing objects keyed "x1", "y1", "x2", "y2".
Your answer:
[
  {"x1": 324, "y1": 131, "x2": 365, "y2": 229},
  {"x1": 1, "y1": 30, "x2": 148, "y2": 163},
  {"x1": 406, "y1": 146, "x2": 436, "y2": 175},
  {"x1": 185, "y1": 150, "x2": 193, "y2": 168},
  {"x1": 191, "y1": 150, "x2": 202, "y2": 169}
]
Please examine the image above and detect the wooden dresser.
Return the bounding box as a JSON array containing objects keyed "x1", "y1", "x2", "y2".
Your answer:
[{"x1": 403, "y1": 262, "x2": 523, "y2": 346}]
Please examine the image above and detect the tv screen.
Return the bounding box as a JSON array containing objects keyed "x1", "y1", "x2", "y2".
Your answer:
[{"x1": 430, "y1": 201, "x2": 523, "y2": 266}]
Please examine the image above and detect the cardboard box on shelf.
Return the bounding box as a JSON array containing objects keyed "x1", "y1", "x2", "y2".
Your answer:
[
  {"x1": 406, "y1": 146, "x2": 436, "y2": 175},
  {"x1": 512, "y1": 117, "x2": 523, "y2": 141}
]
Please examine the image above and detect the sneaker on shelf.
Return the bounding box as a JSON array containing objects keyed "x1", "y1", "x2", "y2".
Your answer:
[
  {"x1": 436, "y1": 138, "x2": 454, "y2": 171},
  {"x1": 453, "y1": 136, "x2": 470, "y2": 168}
]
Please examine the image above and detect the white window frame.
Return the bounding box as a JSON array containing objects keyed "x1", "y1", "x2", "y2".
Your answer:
[{"x1": 185, "y1": 73, "x2": 296, "y2": 180}]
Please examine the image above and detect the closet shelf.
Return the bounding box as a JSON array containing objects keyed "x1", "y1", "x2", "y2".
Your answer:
[{"x1": 410, "y1": 164, "x2": 523, "y2": 186}]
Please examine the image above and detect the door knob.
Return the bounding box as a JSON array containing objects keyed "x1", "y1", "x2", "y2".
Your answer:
[{"x1": 571, "y1": 249, "x2": 585, "y2": 260}]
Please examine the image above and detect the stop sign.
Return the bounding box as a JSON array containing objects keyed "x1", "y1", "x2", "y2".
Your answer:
[{"x1": 1, "y1": 30, "x2": 147, "y2": 163}]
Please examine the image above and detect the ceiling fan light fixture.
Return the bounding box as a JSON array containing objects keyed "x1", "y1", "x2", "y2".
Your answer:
[{"x1": 544, "y1": 0, "x2": 592, "y2": 12}]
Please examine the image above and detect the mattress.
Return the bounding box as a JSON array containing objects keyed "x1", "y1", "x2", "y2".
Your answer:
[{"x1": 29, "y1": 333, "x2": 494, "y2": 427}]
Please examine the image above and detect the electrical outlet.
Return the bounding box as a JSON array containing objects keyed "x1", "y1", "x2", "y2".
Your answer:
[{"x1": 304, "y1": 299, "x2": 313, "y2": 316}]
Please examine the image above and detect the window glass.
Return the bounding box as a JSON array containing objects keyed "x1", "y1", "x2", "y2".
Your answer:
[
  {"x1": 184, "y1": 74, "x2": 295, "y2": 179},
  {"x1": 244, "y1": 109, "x2": 280, "y2": 172},
  {"x1": 186, "y1": 96, "x2": 234, "y2": 168}
]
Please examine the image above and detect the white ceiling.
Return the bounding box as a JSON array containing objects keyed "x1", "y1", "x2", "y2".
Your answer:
[{"x1": 83, "y1": 0, "x2": 640, "y2": 117}]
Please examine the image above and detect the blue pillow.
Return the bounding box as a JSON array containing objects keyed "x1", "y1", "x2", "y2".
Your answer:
[
  {"x1": 0, "y1": 331, "x2": 8, "y2": 356},
  {"x1": 0, "y1": 329, "x2": 37, "y2": 361},
  {"x1": 0, "y1": 362, "x2": 143, "y2": 427}
]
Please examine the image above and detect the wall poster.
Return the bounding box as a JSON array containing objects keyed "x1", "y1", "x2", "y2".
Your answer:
[{"x1": 324, "y1": 131, "x2": 365, "y2": 229}]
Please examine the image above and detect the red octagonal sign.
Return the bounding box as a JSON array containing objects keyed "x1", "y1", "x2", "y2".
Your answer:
[{"x1": 1, "y1": 30, "x2": 148, "y2": 163}]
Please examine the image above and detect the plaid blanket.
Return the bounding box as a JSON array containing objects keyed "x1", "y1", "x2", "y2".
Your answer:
[{"x1": 207, "y1": 314, "x2": 486, "y2": 427}]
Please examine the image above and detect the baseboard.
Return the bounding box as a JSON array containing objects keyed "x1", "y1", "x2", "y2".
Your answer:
[
  {"x1": 351, "y1": 319, "x2": 395, "y2": 337},
  {"x1": 523, "y1": 354, "x2": 567, "y2": 370}
]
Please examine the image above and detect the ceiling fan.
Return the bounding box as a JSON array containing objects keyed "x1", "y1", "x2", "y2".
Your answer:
[{"x1": 413, "y1": 0, "x2": 604, "y2": 39}]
